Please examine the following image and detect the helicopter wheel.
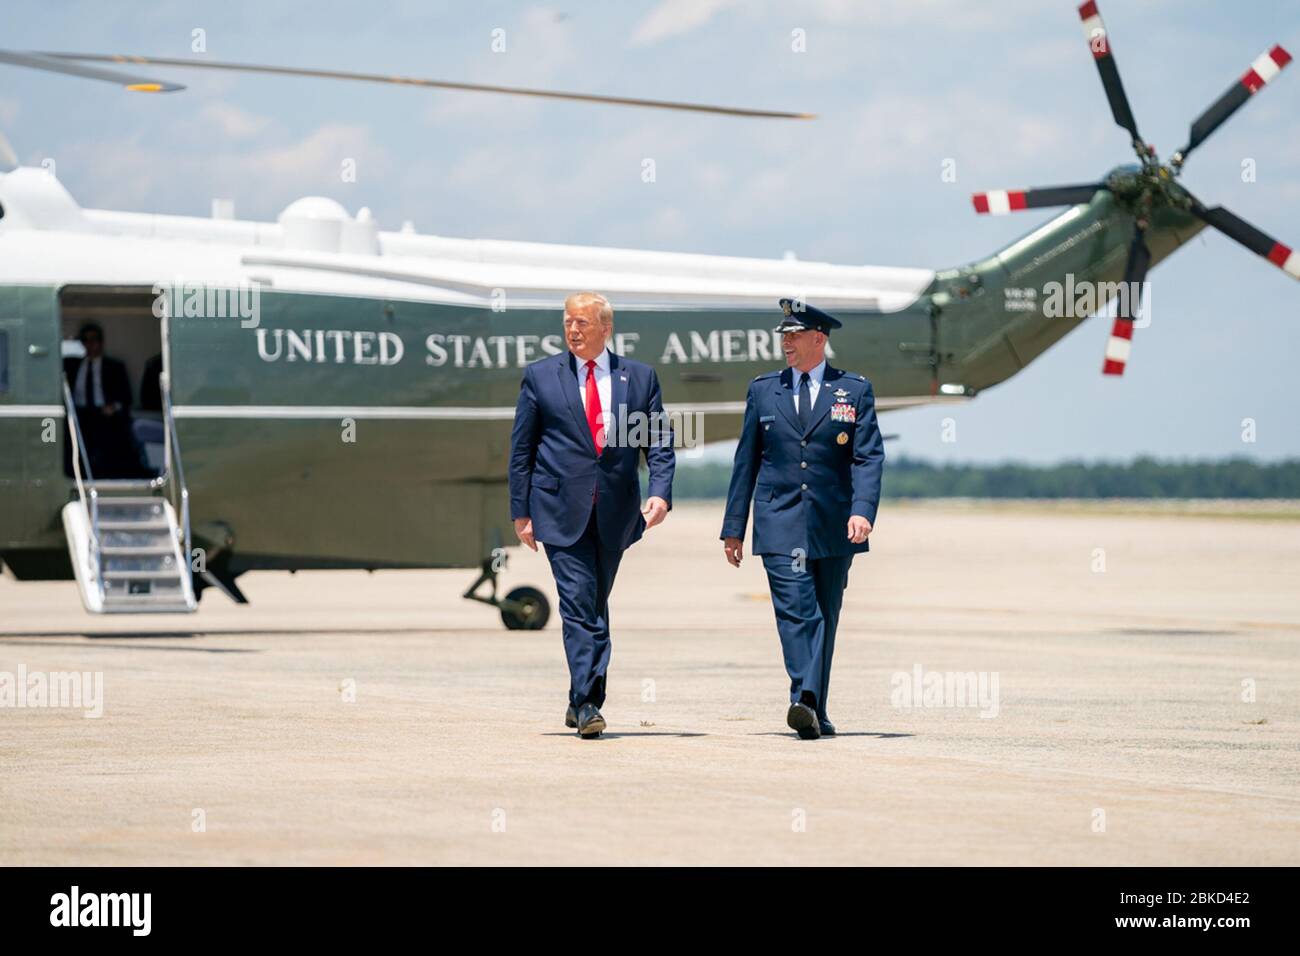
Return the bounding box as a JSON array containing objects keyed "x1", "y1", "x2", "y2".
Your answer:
[{"x1": 501, "y1": 586, "x2": 550, "y2": 631}]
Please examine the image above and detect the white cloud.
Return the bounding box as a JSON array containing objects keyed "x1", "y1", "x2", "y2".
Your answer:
[
  {"x1": 642, "y1": 204, "x2": 690, "y2": 242},
  {"x1": 54, "y1": 122, "x2": 391, "y2": 219},
  {"x1": 198, "y1": 102, "x2": 272, "y2": 140},
  {"x1": 421, "y1": 6, "x2": 579, "y2": 125},
  {"x1": 631, "y1": 0, "x2": 742, "y2": 46}
]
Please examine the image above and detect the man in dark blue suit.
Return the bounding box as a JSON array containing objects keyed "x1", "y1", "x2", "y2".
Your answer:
[
  {"x1": 510, "y1": 292, "x2": 675, "y2": 738},
  {"x1": 721, "y1": 299, "x2": 884, "y2": 739}
]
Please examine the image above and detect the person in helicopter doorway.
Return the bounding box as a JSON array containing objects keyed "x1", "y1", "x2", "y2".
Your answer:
[{"x1": 63, "y1": 322, "x2": 148, "y2": 479}]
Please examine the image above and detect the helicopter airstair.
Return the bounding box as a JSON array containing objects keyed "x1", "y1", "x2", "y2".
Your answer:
[{"x1": 60, "y1": 376, "x2": 196, "y2": 614}]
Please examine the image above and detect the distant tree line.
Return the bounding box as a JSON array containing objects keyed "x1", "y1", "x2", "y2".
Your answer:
[{"x1": 668, "y1": 456, "x2": 1300, "y2": 499}]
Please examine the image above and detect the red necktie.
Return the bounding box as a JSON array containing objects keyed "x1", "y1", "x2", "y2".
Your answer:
[{"x1": 584, "y1": 358, "x2": 604, "y2": 455}]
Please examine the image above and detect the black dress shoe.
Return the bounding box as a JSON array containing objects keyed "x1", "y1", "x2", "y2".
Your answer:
[
  {"x1": 576, "y1": 702, "x2": 606, "y2": 738},
  {"x1": 565, "y1": 705, "x2": 578, "y2": 729},
  {"x1": 819, "y1": 718, "x2": 837, "y2": 737},
  {"x1": 786, "y1": 701, "x2": 821, "y2": 740}
]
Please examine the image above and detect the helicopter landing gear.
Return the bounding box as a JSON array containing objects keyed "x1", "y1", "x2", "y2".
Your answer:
[{"x1": 462, "y1": 557, "x2": 551, "y2": 631}]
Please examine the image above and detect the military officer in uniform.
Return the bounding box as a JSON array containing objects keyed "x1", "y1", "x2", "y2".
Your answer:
[{"x1": 720, "y1": 299, "x2": 884, "y2": 739}]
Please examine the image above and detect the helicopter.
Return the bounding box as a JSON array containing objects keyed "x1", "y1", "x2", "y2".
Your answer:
[{"x1": 0, "y1": 2, "x2": 1294, "y2": 627}]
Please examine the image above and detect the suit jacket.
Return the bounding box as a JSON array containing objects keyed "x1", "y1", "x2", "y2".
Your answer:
[
  {"x1": 63, "y1": 355, "x2": 132, "y2": 410},
  {"x1": 721, "y1": 365, "x2": 884, "y2": 559},
  {"x1": 509, "y1": 350, "x2": 676, "y2": 551},
  {"x1": 140, "y1": 354, "x2": 164, "y2": 412}
]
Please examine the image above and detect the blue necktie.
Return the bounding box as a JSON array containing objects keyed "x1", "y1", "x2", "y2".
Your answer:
[{"x1": 797, "y1": 372, "x2": 812, "y2": 431}]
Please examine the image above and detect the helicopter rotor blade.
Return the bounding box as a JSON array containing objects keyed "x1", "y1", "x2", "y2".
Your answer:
[
  {"x1": 32, "y1": 52, "x2": 814, "y2": 120},
  {"x1": 1077, "y1": 2, "x2": 1145, "y2": 153},
  {"x1": 1174, "y1": 44, "x2": 1291, "y2": 165},
  {"x1": 1100, "y1": 224, "x2": 1152, "y2": 376},
  {"x1": 971, "y1": 184, "x2": 1105, "y2": 215},
  {"x1": 1188, "y1": 199, "x2": 1300, "y2": 282},
  {"x1": 0, "y1": 49, "x2": 184, "y2": 92}
]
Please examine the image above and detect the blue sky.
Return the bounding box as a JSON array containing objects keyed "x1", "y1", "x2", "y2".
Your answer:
[{"x1": 2, "y1": 0, "x2": 1298, "y2": 463}]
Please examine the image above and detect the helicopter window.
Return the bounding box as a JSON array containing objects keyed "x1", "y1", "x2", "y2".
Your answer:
[{"x1": 0, "y1": 330, "x2": 8, "y2": 392}]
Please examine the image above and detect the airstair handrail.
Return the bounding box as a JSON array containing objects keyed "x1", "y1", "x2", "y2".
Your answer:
[
  {"x1": 162, "y1": 383, "x2": 191, "y2": 572},
  {"x1": 159, "y1": 316, "x2": 192, "y2": 575},
  {"x1": 62, "y1": 380, "x2": 105, "y2": 607}
]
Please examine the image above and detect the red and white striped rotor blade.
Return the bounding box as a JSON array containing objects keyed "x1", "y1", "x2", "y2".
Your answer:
[
  {"x1": 1178, "y1": 44, "x2": 1292, "y2": 161},
  {"x1": 1101, "y1": 226, "x2": 1151, "y2": 376},
  {"x1": 1191, "y1": 202, "x2": 1300, "y2": 282},
  {"x1": 1077, "y1": 1, "x2": 1143, "y2": 147},
  {"x1": 1101, "y1": 318, "x2": 1134, "y2": 376},
  {"x1": 971, "y1": 184, "x2": 1103, "y2": 215}
]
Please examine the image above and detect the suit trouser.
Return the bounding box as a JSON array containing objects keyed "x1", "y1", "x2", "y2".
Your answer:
[
  {"x1": 543, "y1": 508, "x2": 624, "y2": 709},
  {"x1": 761, "y1": 553, "x2": 852, "y2": 718},
  {"x1": 74, "y1": 407, "x2": 140, "y2": 479}
]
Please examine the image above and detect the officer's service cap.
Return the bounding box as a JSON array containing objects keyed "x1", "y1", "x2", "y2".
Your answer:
[{"x1": 775, "y1": 298, "x2": 842, "y2": 334}]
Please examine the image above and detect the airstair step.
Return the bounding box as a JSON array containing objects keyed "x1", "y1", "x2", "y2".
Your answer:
[
  {"x1": 102, "y1": 569, "x2": 183, "y2": 581},
  {"x1": 102, "y1": 595, "x2": 195, "y2": 612},
  {"x1": 97, "y1": 519, "x2": 170, "y2": 531},
  {"x1": 101, "y1": 530, "x2": 174, "y2": 547}
]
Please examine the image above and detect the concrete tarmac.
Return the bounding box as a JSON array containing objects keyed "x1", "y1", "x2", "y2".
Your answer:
[{"x1": 2, "y1": 501, "x2": 1298, "y2": 865}]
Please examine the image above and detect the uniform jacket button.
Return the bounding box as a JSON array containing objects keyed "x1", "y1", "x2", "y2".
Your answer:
[
  {"x1": 800, "y1": 483, "x2": 808, "y2": 491},
  {"x1": 800, "y1": 461, "x2": 807, "y2": 469}
]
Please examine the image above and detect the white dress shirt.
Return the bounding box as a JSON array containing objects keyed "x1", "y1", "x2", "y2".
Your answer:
[
  {"x1": 575, "y1": 348, "x2": 613, "y2": 425},
  {"x1": 73, "y1": 356, "x2": 106, "y2": 407},
  {"x1": 792, "y1": 359, "x2": 826, "y2": 415}
]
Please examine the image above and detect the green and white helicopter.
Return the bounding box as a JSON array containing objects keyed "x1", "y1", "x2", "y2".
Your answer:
[{"x1": 0, "y1": 3, "x2": 1293, "y2": 626}]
